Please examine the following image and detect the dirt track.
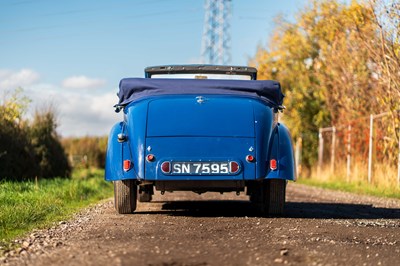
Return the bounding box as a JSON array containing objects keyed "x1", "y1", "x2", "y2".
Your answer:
[{"x1": 3, "y1": 183, "x2": 400, "y2": 266}]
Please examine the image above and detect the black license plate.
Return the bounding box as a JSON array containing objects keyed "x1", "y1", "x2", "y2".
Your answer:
[{"x1": 171, "y1": 162, "x2": 230, "y2": 175}]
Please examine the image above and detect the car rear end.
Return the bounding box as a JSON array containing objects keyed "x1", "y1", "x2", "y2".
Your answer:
[
  {"x1": 143, "y1": 96, "x2": 258, "y2": 193},
  {"x1": 106, "y1": 69, "x2": 294, "y2": 216}
]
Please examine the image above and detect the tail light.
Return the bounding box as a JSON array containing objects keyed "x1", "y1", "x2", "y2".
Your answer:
[
  {"x1": 246, "y1": 155, "x2": 255, "y2": 162},
  {"x1": 123, "y1": 160, "x2": 131, "y2": 171},
  {"x1": 161, "y1": 161, "x2": 171, "y2": 174},
  {"x1": 146, "y1": 154, "x2": 155, "y2": 162},
  {"x1": 229, "y1": 161, "x2": 239, "y2": 174},
  {"x1": 270, "y1": 159, "x2": 277, "y2": 170}
]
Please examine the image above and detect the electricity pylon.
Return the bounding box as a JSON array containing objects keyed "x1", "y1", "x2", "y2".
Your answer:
[{"x1": 201, "y1": 0, "x2": 232, "y2": 65}]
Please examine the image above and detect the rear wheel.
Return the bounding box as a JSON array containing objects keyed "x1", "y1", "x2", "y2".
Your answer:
[
  {"x1": 262, "y1": 179, "x2": 286, "y2": 216},
  {"x1": 114, "y1": 180, "x2": 137, "y2": 214}
]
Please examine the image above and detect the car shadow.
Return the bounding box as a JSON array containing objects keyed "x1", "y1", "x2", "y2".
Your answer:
[
  {"x1": 285, "y1": 201, "x2": 400, "y2": 219},
  {"x1": 135, "y1": 200, "x2": 400, "y2": 219}
]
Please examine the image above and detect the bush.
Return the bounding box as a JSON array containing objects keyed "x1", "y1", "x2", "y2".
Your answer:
[
  {"x1": 0, "y1": 120, "x2": 37, "y2": 180},
  {"x1": 29, "y1": 105, "x2": 71, "y2": 179},
  {"x1": 0, "y1": 89, "x2": 70, "y2": 181},
  {"x1": 61, "y1": 136, "x2": 107, "y2": 169}
]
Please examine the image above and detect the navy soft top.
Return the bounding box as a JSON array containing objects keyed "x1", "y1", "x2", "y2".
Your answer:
[{"x1": 116, "y1": 78, "x2": 284, "y2": 107}]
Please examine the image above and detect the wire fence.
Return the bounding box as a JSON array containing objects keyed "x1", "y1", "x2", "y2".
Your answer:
[{"x1": 296, "y1": 111, "x2": 400, "y2": 187}]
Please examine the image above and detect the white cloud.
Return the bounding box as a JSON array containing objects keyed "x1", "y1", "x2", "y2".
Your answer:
[
  {"x1": 56, "y1": 91, "x2": 120, "y2": 137},
  {"x1": 0, "y1": 69, "x2": 40, "y2": 90},
  {"x1": 26, "y1": 84, "x2": 120, "y2": 137},
  {"x1": 1, "y1": 69, "x2": 118, "y2": 137},
  {"x1": 62, "y1": 75, "x2": 106, "y2": 89}
]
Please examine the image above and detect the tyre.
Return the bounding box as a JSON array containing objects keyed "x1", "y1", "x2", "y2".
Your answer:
[
  {"x1": 114, "y1": 180, "x2": 137, "y2": 214},
  {"x1": 261, "y1": 179, "x2": 286, "y2": 216}
]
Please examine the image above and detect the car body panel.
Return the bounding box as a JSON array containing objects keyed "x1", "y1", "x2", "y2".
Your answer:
[
  {"x1": 144, "y1": 136, "x2": 255, "y2": 181},
  {"x1": 105, "y1": 66, "x2": 295, "y2": 191},
  {"x1": 266, "y1": 124, "x2": 297, "y2": 181},
  {"x1": 105, "y1": 122, "x2": 137, "y2": 181},
  {"x1": 146, "y1": 96, "x2": 255, "y2": 137},
  {"x1": 105, "y1": 95, "x2": 296, "y2": 183}
]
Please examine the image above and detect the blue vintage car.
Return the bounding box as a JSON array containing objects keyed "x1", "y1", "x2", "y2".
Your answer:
[{"x1": 105, "y1": 65, "x2": 296, "y2": 216}]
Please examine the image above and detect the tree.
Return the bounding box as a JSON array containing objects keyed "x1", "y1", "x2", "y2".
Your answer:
[
  {"x1": 0, "y1": 89, "x2": 71, "y2": 180},
  {"x1": 61, "y1": 136, "x2": 108, "y2": 169},
  {"x1": 0, "y1": 89, "x2": 37, "y2": 180},
  {"x1": 364, "y1": 0, "x2": 400, "y2": 159},
  {"x1": 250, "y1": 0, "x2": 394, "y2": 170},
  {"x1": 29, "y1": 105, "x2": 71, "y2": 179}
]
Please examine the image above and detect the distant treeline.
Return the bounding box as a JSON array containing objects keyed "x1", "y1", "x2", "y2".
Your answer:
[
  {"x1": 62, "y1": 136, "x2": 108, "y2": 169},
  {"x1": 0, "y1": 89, "x2": 70, "y2": 181}
]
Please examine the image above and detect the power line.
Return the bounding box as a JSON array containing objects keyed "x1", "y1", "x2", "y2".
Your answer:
[
  {"x1": 0, "y1": 18, "x2": 203, "y2": 45},
  {"x1": 0, "y1": 7, "x2": 202, "y2": 35},
  {"x1": 1, "y1": 0, "x2": 43, "y2": 7},
  {"x1": 0, "y1": 0, "x2": 177, "y2": 21}
]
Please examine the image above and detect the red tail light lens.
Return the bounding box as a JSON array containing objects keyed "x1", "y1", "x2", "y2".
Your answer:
[
  {"x1": 246, "y1": 155, "x2": 255, "y2": 162},
  {"x1": 146, "y1": 154, "x2": 155, "y2": 162},
  {"x1": 123, "y1": 160, "x2": 131, "y2": 171},
  {"x1": 229, "y1": 161, "x2": 239, "y2": 173},
  {"x1": 270, "y1": 159, "x2": 277, "y2": 170},
  {"x1": 161, "y1": 161, "x2": 171, "y2": 174}
]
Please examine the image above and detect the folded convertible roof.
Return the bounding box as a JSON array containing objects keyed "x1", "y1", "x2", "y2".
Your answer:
[{"x1": 116, "y1": 78, "x2": 284, "y2": 108}]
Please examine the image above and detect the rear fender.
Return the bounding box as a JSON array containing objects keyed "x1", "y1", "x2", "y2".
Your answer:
[
  {"x1": 266, "y1": 123, "x2": 296, "y2": 181},
  {"x1": 105, "y1": 122, "x2": 137, "y2": 181}
]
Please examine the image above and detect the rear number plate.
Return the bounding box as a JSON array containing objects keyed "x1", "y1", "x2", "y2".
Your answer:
[{"x1": 172, "y1": 162, "x2": 230, "y2": 175}]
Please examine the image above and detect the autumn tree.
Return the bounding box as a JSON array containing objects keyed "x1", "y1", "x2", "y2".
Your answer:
[
  {"x1": 364, "y1": 0, "x2": 400, "y2": 160},
  {"x1": 250, "y1": 0, "x2": 397, "y2": 170}
]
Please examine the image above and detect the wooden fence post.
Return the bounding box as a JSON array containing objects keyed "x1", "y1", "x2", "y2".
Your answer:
[
  {"x1": 368, "y1": 114, "x2": 374, "y2": 184},
  {"x1": 331, "y1": 126, "x2": 336, "y2": 174},
  {"x1": 398, "y1": 130, "x2": 400, "y2": 187},
  {"x1": 295, "y1": 137, "x2": 302, "y2": 177},
  {"x1": 347, "y1": 125, "x2": 352, "y2": 182},
  {"x1": 318, "y1": 129, "x2": 324, "y2": 177}
]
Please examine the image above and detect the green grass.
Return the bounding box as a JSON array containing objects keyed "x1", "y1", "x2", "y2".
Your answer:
[
  {"x1": 297, "y1": 177, "x2": 400, "y2": 200},
  {"x1": 0, "y1": 169, "x2": 113, "y2": 248}
]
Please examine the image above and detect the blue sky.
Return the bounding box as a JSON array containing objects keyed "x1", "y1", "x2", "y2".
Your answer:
[{"x1": 0, "y1": 0, "x2": 307, "y2": 136}]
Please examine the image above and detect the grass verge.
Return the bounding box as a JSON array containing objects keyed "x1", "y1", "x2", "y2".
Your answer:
[
  {"x1": 0, "y1": 168, "x2": 112, "y2": 248},
  {"x1": 297, "y1": 162, "x2": 400, "y2": 200},
  {"x1": 297, "y1": 177, "x2": 400, "y2": 200}
]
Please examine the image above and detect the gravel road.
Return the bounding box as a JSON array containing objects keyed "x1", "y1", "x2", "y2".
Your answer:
[{"x1": 2, "y1": 183, "x2": 400, "y2": 266}]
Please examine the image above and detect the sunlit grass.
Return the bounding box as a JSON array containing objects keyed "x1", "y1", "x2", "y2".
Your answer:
[
  {"x1": 299, "y1": 161, "x2": 400, "y2": 199},
  {"x1": 0, "y1": 169, "x2": 112, "y2": 247}
]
